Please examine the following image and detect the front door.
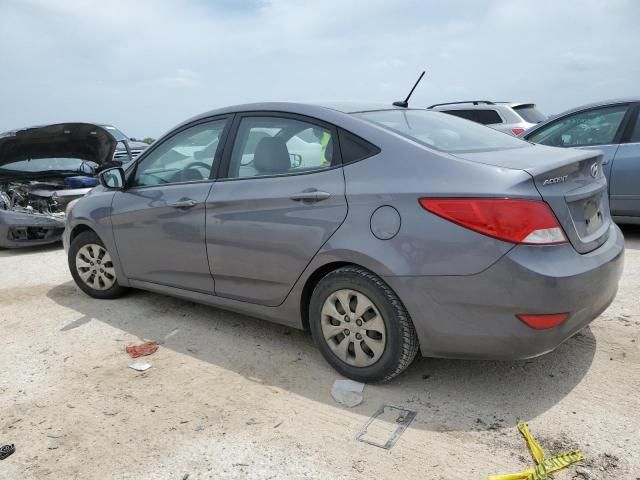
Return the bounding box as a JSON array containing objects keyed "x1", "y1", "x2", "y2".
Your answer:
[
  {"x1": 206, "y1": 114, "x2": 347, "y2": 306},
  {"x1": 610, "y1": 105, "x2": 640, "y2": 217},
  {"x1": 111, "y1": 117, "x2": 229, "y2": 293}
]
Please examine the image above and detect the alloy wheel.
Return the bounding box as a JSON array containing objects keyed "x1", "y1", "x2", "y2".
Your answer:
[
  {"x1": 75, "y1": 243, "x2": 116, "y2": 291},
  {"x1": 320, "y1": 289, "x2": 386, "y2": 367}
]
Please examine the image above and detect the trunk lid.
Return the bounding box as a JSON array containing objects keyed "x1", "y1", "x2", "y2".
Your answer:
[{"x1": 453, "y1": 144, "x2": 611, "y2": 253}]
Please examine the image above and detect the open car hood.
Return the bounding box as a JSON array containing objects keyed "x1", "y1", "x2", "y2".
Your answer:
[{"x1": 0, "y1": 123, "x2": 118, "y2": 170}]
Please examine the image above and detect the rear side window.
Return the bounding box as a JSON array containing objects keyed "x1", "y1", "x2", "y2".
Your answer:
[
  {"x1": 443, "y1": 109, "x2": 502, "y2": 125},
  {"x1": 338, "y1": 129, "x2": 380, "y2": 164},
  {"x1": 443, "y1": 109, "x2": 476, "y2": 122},
  {"x1": 512, "y1": 105, "x2": 546, "y2": 124},
  {"x1": 227, "y1": 116, "x2": 338, "y2": 179},
  {"x1": 473, "y1": 110, "x2": 502, "y2": 125}
]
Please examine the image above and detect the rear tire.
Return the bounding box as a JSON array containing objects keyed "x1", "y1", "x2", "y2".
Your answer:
[
  {"x1": 68, "y1": 230, "x2": 127, "y2": 299},
  {"x1": 309, "y1": 266, "x2": 419, "y2": 382}
]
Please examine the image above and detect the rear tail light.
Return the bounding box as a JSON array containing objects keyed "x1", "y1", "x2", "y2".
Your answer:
[
  {"x1": 511, "y1": 127, "x2": 525, "y2": 136},
  {"x1": 517, "y1": 313, "x2": 569, "y2": 329},
  {"x1": 418, "y1": 198, "x2": 567, "y2": 245}
]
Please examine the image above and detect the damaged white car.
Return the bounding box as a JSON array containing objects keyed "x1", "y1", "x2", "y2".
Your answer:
[{"x1": 0, "y1": 123, "x2": 121, "y2": 248}]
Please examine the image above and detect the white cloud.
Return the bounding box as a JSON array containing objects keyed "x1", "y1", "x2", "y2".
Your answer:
[{"x1": 0, "y1": 0, "x2": 638, "y2": 137}]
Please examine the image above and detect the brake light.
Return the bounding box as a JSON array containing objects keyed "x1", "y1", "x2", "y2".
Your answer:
[
  {"x1": 418, "y1": 198, "x2": 567, "y2": 245},
  {"x1": 517, "y1": 313, "x2": 569, "y2": 329},
  {"x1": 511, "y1": 127, "x2": 525, "y2": 136}
]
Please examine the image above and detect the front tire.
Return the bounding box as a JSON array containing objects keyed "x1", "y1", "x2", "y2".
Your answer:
[
  {"x1": 68, "y1": 230, "x2": 127, "y2": 299},
  {"x1": 309, "y1": 266, "x2": 419, "y2": 382}
]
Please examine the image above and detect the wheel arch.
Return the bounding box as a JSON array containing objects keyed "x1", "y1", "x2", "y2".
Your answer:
[{"x1": 69, "y1": 223, "x2": 98, "y2": 244}]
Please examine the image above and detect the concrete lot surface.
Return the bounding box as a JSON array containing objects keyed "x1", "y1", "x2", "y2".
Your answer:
[{"x1": 1, "y1": 226, "x2": 639, "y2": 479}]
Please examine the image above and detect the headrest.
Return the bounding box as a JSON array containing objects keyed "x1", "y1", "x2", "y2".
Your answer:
[{"x1": 253, "y1": 137, "x2": 291, "y2": 174}]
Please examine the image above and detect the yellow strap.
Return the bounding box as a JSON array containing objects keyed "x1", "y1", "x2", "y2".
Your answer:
[
  {"x1": 489, "y1": 452, "x2": 584, "y2": 480},
  {"x1": 517, "y1": 421, "x2": 545, "y2": 465},
  {"x1": 488, "y1": 421, "x2": 584, "y2": 480},
  {"x1": 488, "y1": 469, "x2": 534, "y2": 480}
]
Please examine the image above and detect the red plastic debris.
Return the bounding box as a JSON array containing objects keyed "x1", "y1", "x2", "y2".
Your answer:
[{"x1": 126, "y1": 342, "x2": 158, "y2": 358}]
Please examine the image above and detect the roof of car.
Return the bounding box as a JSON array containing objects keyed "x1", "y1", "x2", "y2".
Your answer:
[
  {"x1": 190, "y1": 101, "x2": 412, "y2": 118},
  {"x1": 170, "y1": 102, "x2": 433, "y2": 135},
  {"x1": 545, "y1": 97, "x2": 640, "y2": 119}
]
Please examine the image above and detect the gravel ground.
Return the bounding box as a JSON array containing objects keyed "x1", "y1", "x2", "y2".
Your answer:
[{"x1": 1, "y1": 226, "x2": 639, "y2": 480}]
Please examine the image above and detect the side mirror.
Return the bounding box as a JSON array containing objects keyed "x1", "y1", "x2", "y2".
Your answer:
[{"x1": 99, "y1": 167, "x2": 126, "y2": 189}]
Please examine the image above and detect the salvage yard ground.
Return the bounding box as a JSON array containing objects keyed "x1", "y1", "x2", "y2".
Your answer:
[{"x1": 1, "y1": 226, "x2": 639, "y2": 480}]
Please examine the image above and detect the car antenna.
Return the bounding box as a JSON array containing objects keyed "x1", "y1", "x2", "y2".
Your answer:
[{"x1": 392, "y1": 70, "x2": 426, "y2": 108}]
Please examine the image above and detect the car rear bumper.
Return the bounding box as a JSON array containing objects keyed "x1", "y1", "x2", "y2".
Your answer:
[
  {"x1": 384, "y1": 223, "x2": 624, "y2": 359},
  {"x1": 0, "y1": 210, "x2": 65, "y2": 248}
]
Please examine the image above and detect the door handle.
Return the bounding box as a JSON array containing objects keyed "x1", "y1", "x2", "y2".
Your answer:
[
  {"x1": 289, "y1": 191, "x2": 331, "y2": 202},
  {"x1": 169, "y1": 199, "x2": 198, "y2": 209}
]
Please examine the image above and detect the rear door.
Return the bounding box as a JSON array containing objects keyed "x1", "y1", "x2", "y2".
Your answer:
[{"x1": 205, "y1": 113, "x2": 347, "y2": 306}]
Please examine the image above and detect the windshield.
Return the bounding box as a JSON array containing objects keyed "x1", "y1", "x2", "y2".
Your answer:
[
  {"x1": 353, "y1": 110, "x2": 528, "y2": 153},
  {"x1": 0, "y1": 157, "x2": 95, "y2": 174}
]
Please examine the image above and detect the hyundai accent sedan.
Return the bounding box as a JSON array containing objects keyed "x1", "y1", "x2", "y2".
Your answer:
[{"x1": 64, "y1": 102, "x2": 624, "y2": 382}]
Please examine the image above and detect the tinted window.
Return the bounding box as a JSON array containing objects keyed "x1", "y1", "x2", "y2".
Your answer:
[
  {"x1": 133, "y1": 119, "x2": 227, "y2": 186},
  {"x1": 629, "y1": 109, "x2": 640, "y2": 143},
  {"x1": 354, "y1": 110, "x2": 527, "y2": 153},
  {"x1": 443, "y1": 109, "x2": 476, "y2": 121},
  {"x1": 527, "y1": 105, "x2": 628, "y2": 147},
  {"x1": 442, "y1": 109, "x2": 502, "y2": 125},
  {"x1": 338, "y1": 129, "x2": 380, "y2": 164},
  {"x1": 227, "y1": 116, "x2": 337, "y2": 179},
  {"x1": 512, "y1": 105, "x2": 546, "y2": 124},
  {"x1": 473, "y1": 110, "x2": 502, "y2": 125}
]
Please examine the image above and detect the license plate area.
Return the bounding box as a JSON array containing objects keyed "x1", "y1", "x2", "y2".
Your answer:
[
  {"x1": 583, "y1": 196, "x2": 603, "y2": 235},
  {"x1": 567, "y1": 193, "x2": 605, "y2": 239}
]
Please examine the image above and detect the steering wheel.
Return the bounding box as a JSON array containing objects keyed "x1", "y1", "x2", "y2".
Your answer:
[{"x1": 184, "y1": 161, "x2": 211, "y2": 171}]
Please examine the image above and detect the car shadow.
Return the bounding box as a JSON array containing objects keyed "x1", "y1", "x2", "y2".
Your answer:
[
  {"x1": 620, "y1": 224, "x2": 640, "y2": 251},
  {"x1": 46, "y1": 280, "x2": 597, "y2": 433}
]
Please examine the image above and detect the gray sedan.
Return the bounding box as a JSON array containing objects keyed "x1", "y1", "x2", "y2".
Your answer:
[
  {"x1": 522, "y1": 98, "x2": 640, "y2": 224},
  {"x1": 64, "y1": 103, "x2": 624, "y2": 382}
]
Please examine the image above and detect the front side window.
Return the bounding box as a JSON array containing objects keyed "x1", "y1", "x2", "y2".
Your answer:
[
  {"x1": 526, "y1": 105, "x2": 629, "y2": 147},
  {"x1": 355, "y1": 109, "x2": 526, "y2": 153},
  {"x1": 227, "y1": 116, "x2": 337, "y2": 179},
  {"x1": 133, "y1": 119, "x2": 228, "y2": 187}
]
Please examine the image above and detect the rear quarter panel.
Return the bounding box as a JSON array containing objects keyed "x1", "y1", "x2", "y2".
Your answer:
[{"x1": 319, "y1": 136, "x2": 542, "y2": 276}]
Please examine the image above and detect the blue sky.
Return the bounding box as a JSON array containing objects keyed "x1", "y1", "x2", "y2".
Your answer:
[{"x1": 1, "y1": 0, "x2": 638, "y2": 138}]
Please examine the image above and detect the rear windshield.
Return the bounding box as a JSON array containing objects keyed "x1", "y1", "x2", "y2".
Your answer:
[
  {"x1": 353, "y1": 110, "x2": 527, "y2": 153},
  {"x1": 512, "y1": 105, "x2": 546, "y2": 124}
]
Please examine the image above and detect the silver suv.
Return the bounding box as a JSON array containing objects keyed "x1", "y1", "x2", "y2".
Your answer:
[{"x1": 428, "y1": 100, "x2": 546, "y2": 136}]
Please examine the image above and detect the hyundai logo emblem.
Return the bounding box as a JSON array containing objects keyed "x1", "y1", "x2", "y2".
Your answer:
[{"x1": 590, "y1": 162, "x2": 599, "y2": 178}]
